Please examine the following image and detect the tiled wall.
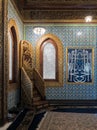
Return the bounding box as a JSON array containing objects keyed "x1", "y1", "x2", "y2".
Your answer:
[
  {"x1": 8, "y1": 0, "x2": 23, "y2": 40},
  {"x1": 7, "y1": 89, "x2": 20, "y2": 110},
  {"x1": 7, "y1": 1, "x2": 97, "y2": 101},
  {"x1": 8, "y1": 0, "x2": 24, "y2": 110},
  {"x1": 24, "y1": 24, "x2": 97, "y2": 100}
]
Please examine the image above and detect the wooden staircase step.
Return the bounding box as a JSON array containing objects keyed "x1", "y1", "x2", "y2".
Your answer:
[
  {"x1": 33, "y1": 88, "x2": 40, "y2": 96},
  {"x1": 33, "y1": 96, "x2": 41, "y2": 102},
  {"x1": 33, "y1": 100, "x2": 48, "y2": 106},
  {"x1": 33, "y1": 92, "x2": 40, "y2": 97},
  {"x1": 34, "y1": 102, "x2": 49, "y2": 110},
  {"x1": 33, "y1": 87, "x2": 38, "y2": 92}
]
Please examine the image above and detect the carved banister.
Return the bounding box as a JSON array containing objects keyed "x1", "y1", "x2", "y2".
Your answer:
[
  {"x1": 21, "y1": 67, "x2": 33, "y2": 105},
  {"x1": 33, "y1": 68, "x2": 45, "y2": 99}
]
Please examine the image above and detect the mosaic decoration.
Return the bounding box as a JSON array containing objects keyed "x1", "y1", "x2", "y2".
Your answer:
[
  {"x1": 8, "y1": 0, "x2": 23, "y2": 110},
  {"x1": 8, "y1": 0, "x2": 23, "y2": 40},
  {"x1": 66, "y1": 47, "x2": 94, "y2": 83},
  {"x1": 24, "y1": 24, "x2": 97, "y2": 100}
]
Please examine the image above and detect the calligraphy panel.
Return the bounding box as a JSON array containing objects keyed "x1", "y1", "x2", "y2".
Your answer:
[{"x1": 66, "y1": 47, "x2": 94, "y2": 83}]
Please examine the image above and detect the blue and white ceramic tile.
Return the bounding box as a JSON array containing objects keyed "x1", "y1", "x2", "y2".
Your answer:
[
  {"x1": 8, "y1": 0, "x2": 23, "y2": 109},
  {"x1": 8, "y1": 0, "x2": 24, "y2": 40},
  {"x1": 24, "y1": 24, "x2": 97, "y2": 100},
  {"x1": 7, "y1": 89, "x2": 20, "y2": 110}
]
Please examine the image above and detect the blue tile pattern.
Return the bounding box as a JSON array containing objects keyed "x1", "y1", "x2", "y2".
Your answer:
[
  {"x1": 8, "y1": 0, "x2": 24, "y2": 40},
  {"x1": 8, "y1": 0, "x2": 23, "y2": 109},
  {"x1": 25, "y1": 24, "x2": 97, "y2": 100},
  {"x1": 7, "y1": 89, "x2": 20, "y2": 110}
]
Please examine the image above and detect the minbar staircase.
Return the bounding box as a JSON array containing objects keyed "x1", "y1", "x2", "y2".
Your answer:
[
  {"x1": 33, "y1": 87, "x2": 49, "y2": 111},
  {"x1": 21, "y1": 67, "x2": 49, "y2": 112}
]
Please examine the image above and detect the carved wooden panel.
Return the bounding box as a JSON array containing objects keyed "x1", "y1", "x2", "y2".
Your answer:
[
  {"x1": 23, "y1": 0, "x2": 97, "y2": 5},
  {"x1": 13, "y1": 0, "x2": 97, "y2": 21},
  {"x1": 20, "y1": 40, "x2": 33, "y2": 70}
]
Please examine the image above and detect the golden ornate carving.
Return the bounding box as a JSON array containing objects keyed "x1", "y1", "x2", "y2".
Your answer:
[
  {"x1": 20, "y1": 40, "x2": 33, "y2": 77},
  {"x1": 36, "y1": 34, "x2": 64, "y2": 87},
  {"x1": 20, "y1": 41, "x2": 33, "y2": 69}
]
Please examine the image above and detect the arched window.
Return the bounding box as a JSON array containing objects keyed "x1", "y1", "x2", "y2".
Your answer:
[
  {"x1": 36, "y1": 34, "x2": 63, "y2": 87},
  {"x1": 9, "y1": 26, "x2": 17, "y2": 83},
  {"x1": 41, "y1": 39, "x2": 58, "y2": 80}
]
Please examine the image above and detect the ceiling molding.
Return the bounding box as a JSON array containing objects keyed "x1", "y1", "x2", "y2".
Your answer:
[
  {"x1": 23, "y1": 19, "x2": 97, "y2": 24},
  {"x1": 10, "y1": 0, "x2": 23, "y2": 21},
  {"x1": 12, "y1": 0, "x2": 97, "y2": 22}
]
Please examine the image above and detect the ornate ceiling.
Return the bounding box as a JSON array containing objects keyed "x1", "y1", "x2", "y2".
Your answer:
[{"x1": 13, "y1": 0, "x2": 97, "y2": 22}]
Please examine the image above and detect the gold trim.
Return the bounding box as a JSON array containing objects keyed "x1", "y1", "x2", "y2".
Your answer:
[
  {"x1": 8, "y1": 19, "x2": 20, "y2": 41},
  {"x1": 66, "y1": 46, "x2": 94, "y2": 85},
  {"x1": 36, "y1": 33, "x2": 64, "y2": 87},
  {"x1": 23, "y1": 19, "x2": 97, "y2": 24},
  {"x1": 8, "y1": 19, "x2": 20, "y2": 89}
]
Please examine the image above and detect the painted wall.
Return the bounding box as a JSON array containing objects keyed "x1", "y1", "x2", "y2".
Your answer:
[
  {"x1": 24, "y1": 24, "x2": 97, "y2": 100},
  {"x1": 8, "y1": 0, "x2": 24, "y2": 109}
]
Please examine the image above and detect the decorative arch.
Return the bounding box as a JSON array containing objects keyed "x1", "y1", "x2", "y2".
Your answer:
[
  {"x1": 8, "y1": 19, "x2": 19, "y2": 83},
  {"x1": 8, "y1": 19, "x2": 19, "y2": 42},
  {"x1": 36, "y1": 34, "x2": 64, "y2": 87}
]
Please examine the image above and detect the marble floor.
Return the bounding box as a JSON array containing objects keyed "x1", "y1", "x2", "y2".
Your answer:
[
  {"x1": 0, "y1": 122, "x2": 12, "y2": 130},
  {"x1": 37, "y1": 111, "x2": 97, "y2": 130}
]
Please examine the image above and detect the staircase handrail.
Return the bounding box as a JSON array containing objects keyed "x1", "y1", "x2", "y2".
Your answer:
[
  {"x1": 21, "y1": 67, "x2": 33, "y2": 105},
  {"x1": 33, "y1": 68, "x2": 45, "y2": 99}
]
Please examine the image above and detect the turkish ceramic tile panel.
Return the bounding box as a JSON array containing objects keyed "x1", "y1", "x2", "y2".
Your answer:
[
  {"x1": 24, "y1": 24, "x2": 97, "y2": 100},
  {"x1": 7, "y1": 88, "x2": 20, "y2": 110},
  {"x1": 8, "y1": 0, "x2": 23, "y2": 109},
  {"x1": 8, "y1": 0, "x2": 23, "y2": 40},
  {"x1": 24, "y1": 25, "x2": 38, "y2": 67}
]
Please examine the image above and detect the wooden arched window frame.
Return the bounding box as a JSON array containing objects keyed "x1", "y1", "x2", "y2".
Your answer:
[
  {"x1": 9, "y1": 26, "x2": 17, "y2": 83},
  {"x1": 40, "y1": 39, "x2": 58, "y2": 81},
  {"x1": 36, "y1": 34, "x2": 63, "y2": 87}
]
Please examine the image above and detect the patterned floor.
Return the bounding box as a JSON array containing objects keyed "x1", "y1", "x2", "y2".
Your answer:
[{"x1": 37, "y1": 111, "x2": 97, "y2": 130}]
